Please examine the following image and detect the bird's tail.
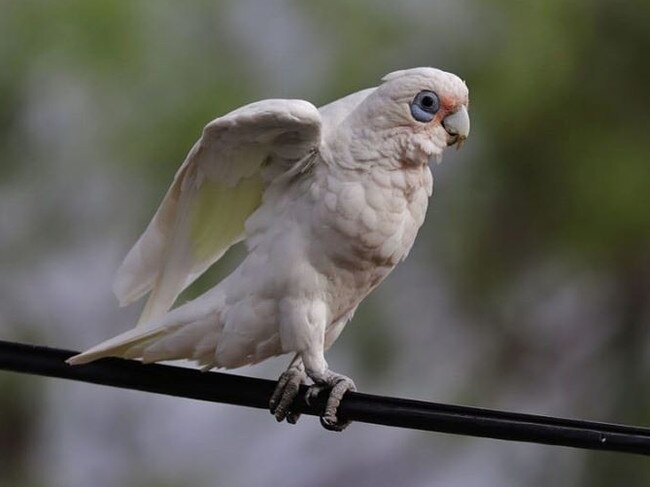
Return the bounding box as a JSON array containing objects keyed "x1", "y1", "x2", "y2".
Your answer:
[
  {"x1": 67, "y1": 290, "x2": 224, "y2": 368},
  {"x1": 65, "y1": 326, "x2": 171, "y2": 365}
]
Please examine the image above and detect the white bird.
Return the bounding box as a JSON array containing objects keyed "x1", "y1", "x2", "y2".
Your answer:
[{"x1": 68, "y1": 67, "x2": 470, "y2": 430}]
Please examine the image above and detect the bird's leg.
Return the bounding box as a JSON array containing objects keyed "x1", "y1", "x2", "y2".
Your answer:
[
  {"x1": 275, "y1": 301, "x2": 354, "y2": 430},
  {"x1": 269, "y1": 354, "x2": 306, "y2": 424},
  {"x1": 303, "y1": 353, "x2": 356, "y2": 432}
]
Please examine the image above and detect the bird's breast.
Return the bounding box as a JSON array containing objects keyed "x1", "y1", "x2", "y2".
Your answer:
[{"x1": 308, "y1": 164, "x2": 432, "y2": 295}]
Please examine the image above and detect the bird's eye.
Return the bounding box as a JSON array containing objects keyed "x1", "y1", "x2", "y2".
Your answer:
[{"x1": 410, "y1": 90, "x2": 440, "y2": 123}]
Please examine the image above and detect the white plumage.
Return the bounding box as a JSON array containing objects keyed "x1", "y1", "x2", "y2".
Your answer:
[{"x1": 69, "y1": 67, "x2": 470, "y2": 429}]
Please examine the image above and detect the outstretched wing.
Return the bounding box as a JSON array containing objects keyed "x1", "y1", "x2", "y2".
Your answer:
[{"x1": 113, "y1": 99, "x2": 322, "y2": 327}]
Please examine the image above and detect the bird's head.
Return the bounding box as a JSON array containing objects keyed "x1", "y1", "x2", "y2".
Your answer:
[{"x1": 344, "y1": 67, "x2": 469, "y2": 168}]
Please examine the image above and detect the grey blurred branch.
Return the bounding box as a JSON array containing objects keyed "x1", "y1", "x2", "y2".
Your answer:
[{"x1": 1, "y1": 339, "x2": 649, "y2": 456}]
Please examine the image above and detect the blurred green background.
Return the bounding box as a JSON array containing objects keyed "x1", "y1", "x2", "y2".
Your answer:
[{"x1": 1, "y1": 1, "x2": 649, "y2": 486}]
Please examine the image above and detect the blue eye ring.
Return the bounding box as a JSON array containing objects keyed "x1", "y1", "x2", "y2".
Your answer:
[{"x1": 410, "y1": 90, "x2": 440, "y2": 123}]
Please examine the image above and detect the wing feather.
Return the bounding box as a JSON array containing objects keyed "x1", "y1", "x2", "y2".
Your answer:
[{"x1": 113, "y1": 99, "x2": 321, "y2": 327}]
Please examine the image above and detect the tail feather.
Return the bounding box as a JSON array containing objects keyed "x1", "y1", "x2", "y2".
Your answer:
[
  {"x1": 139, "y1": 317, "x2": 218, "y2": 364},
  {"x1": 67, "y1": 292, "x2": 223, "y2": 366},
  {"x1": 66, "y1": 326, "x2": 171, "y2": 365}
]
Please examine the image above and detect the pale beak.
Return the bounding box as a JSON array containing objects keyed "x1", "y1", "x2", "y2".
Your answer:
[{"x1": 442, "y1": 105, "x2": 470, "y2": 149}]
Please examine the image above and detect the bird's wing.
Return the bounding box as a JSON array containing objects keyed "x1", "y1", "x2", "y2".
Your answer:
[{"x1": 113, "y1": 99, "x2": 322, "y2": 327}]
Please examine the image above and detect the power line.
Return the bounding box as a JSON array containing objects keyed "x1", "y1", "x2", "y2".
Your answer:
[{"x1": 1, "y1": 339, "x2": 649, "y2": 456}]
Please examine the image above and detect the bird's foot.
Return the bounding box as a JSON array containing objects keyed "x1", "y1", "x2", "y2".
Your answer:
[
  {"x1": 269, "y1": 365, "x2": 306, "y2": 424},
  {"x1": 305, "y1": 370, "x2": 356, "y2": 432}
]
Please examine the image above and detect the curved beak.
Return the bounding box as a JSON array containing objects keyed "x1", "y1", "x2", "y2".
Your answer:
[{"x1": 442, "y1": 105, "x2": 470, "y2": 149}]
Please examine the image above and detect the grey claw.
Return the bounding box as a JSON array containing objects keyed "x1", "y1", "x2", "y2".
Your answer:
[
  {"x1": 270, "y1": 368, "x2": 305, "y2": 423},
  {"x1": 308, "y1": 372, "x2": 356, "y2": 432},
  {"x1": 286, "y1": 411, "x2": 301, "y2": 424},
  {"x1": 320, "y1": 415, "x2": 351, "y2": 432},
  {"x1": 322, "y1": 377, "x2": 355, "y2": 431}
]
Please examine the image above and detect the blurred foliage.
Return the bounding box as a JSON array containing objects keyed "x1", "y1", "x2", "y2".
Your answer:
[
  {"x1": 451, "y1": 0, "x2": 650, "y2": 292},
  {"x1": 1, "y1": 0, "x2": 649, "y2": 486}
]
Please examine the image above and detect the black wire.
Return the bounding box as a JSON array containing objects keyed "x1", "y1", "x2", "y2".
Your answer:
[{"x1": 1, "y1": 339, "x2": 650, "y2": 456}]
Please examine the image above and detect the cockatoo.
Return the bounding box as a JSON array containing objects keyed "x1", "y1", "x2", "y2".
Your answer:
[{"x1": 68, "y1": 67, "x2": 470, "y2": 430}]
